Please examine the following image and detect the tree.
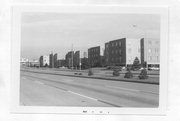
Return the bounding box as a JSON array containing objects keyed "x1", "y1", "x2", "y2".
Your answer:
[
  {"x1": 138, "y1": 69, "x2": 148, "y2": 79},
  {"x1": 113, "y1": 68, "x2": 120, "y2": 76},
  {"x1": 88, "y1": 68, "x2": 93, "y2": 76},
  {"x1": 132, "y1": 57, "x2": 141, "y2": 70},
  {"x1": 124, "y1": 68, "x2": 133, "y2": 78}
]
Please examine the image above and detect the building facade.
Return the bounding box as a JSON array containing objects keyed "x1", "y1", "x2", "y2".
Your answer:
[
  {"x1": 141, "y1": 38, "x2": 160, "y2": 68},
  {"x1": 54, "y1": 53, "x2": 58, "y2": 68},
  {"x1": 49, "y1": 53, "x2": 54, "y2": 68},
  {"x1": 88, "y1": 46, "x2": 101, "y2": 67},
  {"x1": 73, "y1": 51, "x2": 80, "y2": 69},
  {"x1": 126, "y1": 38, "x2": 141, "y2": 66},
  {"x1": 104, "y1": 38, "x2": 126, "y2": 66},
  {"x1": 39, "y1": 56, "x2": 43, "y2": 67},
  {"x1": 65, "y1": 51, "x2": 74, "y2": 68},
  {"x1": 105, "y1": 38, "x2": 141, "y2": 67}
]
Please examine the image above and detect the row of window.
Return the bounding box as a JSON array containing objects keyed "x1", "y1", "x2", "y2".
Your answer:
[
  {"x1": 90, "y1": 48, "x2": 99, "y2": 53},
  {"x1": 106, "y1": 41, "x2": 122, "y2": 48},
  {"x1": 148, "y1": 48, "x2": 159, "y2": 53},
  {"x1": 148, "y1": 40, "x2": 159, "y2": 45},
  {"x1": 106, "y1": 57, "x2": 122, "y2": 63},
  {"x1": 89, "y1": 54, "x2": 99, "y2": 58},
  {"x1": 148, "y1": 56, "x2": 159, "y2": 61},
  {"x1": 111, "y1": 49, "x2": 122, "y2": 55}
]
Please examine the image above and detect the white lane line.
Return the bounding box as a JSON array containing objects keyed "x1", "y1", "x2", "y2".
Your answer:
[
  {"x1": 105, "y1": 85, "x2": 140, "y2": 92},
  {"x1": 33, "y1": 81, "x2": 44, "y2": 85},
  {"x1": 67, "y1": 91, "x2": 98, "y2": 101}
]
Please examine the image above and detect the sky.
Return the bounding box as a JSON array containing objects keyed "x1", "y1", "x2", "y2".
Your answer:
[{"x1": 21, "y1": 13, "x2": 160, "y2": 60}]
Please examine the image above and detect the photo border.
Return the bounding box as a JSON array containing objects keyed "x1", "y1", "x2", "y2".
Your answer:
[{"x1": 11, "y1": 5, "x2": 169, "y2": 115}]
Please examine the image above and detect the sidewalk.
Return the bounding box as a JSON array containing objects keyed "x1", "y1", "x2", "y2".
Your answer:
[{"x1": 21, "y1": 67, "x2": 159, "y2": 85}]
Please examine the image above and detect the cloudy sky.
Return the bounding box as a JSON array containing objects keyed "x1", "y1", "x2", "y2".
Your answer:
[{"x1": 21, "y1": 13, "x2": 160, "y2": 60}]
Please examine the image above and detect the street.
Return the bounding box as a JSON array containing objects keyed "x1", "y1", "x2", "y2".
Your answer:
[{"x1": 20, "y1": 70, "x2": 159, "y2": 107}]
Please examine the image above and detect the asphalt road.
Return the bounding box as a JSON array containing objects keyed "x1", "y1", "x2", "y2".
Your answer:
[{"x1": 20, "y1": 70, "x2": 159, "y2": 107}]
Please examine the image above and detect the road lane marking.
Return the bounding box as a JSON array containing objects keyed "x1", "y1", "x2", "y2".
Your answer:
[
  {"x1": 67, "y1": 91, "x2": 98, "y2": 101},
  {"x1": 105, "y1": 85, "x2": 140, "y2": 92}
]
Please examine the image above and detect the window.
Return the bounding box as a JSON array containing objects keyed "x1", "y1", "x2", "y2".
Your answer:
[
  {"x1": 119, "y1": 41, "x2": 121, "y2": 46},
  {"x1": 148, "y1": 49, "x2": 152, "y2": 53}
]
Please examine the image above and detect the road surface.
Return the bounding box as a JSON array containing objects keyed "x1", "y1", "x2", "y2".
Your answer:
[{"x1": 20, "y1": 70, "x2": 159, "y2": 107}]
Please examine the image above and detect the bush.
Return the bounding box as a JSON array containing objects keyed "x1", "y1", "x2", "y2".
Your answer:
[
  {"x1": 132, "y1": 57, "x2": 141, "y2": 71},
  {"x1": 113, "y1": 69, "x2": 120, "y2": 76},
  {"x1": 88, "y1": 68, "x2": 93, "y2": 76},
  {"x1": 138, "y1": 69, "x2": 148, "y2": 79},
  {"x1": 124, "y1": 70, "x2": 133, "y2": 78}
]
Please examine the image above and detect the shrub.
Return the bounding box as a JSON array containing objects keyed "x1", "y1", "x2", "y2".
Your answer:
[
  {"x1": 138, "y1": 69, "x2": 148, "y2": 79},
  {"x1": 124, "y1": 70, "x2": 133, "y2": 78},
  {"x1": 113, "y1": 69, "x2": 120, "y2": 76},
  {"x1": 88, "y1": 68, "x2": 93, "y2": 76},
  {"x1": 132, "y1": 57, "x2": 141, "y2": 71}
]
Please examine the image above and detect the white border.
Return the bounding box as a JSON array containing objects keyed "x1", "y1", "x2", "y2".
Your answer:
[{"x1": 11, "y1": 5, "x2": 169, "y2": 115}]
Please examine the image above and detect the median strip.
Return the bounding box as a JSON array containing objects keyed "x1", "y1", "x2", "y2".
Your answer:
[{"x1": 21, "y1": 69, "x2": 159, "y2": 85}]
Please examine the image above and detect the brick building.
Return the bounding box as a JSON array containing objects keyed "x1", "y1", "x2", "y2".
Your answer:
[
  {"x1": 104, "y1": 38, "x2": 126, "y2": 66},
  {"x1": 104, "y1": 38, "x2": 141, "y2": 67},
  {"x1": 88, "y1": 46, "x2": 101, "y2": 67},
  {"x1": 65, "y1": 51, "x2": 74, "y2": 68},
  {"x1": 49, "y1": 53, "x2": 54, "y2": 68},
  {"x1": 54, "y1": 53, "x2": 58, "y2": 68},
  {"x1": 73, "y1": 51, "x2": 80, "y2": 69}
]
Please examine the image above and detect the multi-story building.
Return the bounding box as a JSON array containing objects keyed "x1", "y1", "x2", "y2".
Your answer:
[
  {"x1": 104, "y1": 38, "x2": 126, "y2": 66},
  {"x1": 54, "y1": 53, "x2": 58, "y2": 68},
  {"x1": 57, "y1": 59, "x2": 66, "y2": 67},
  {"x1": 141, "y1": 38, "x2": 160, "y2": 68},
  {"x1": 39, "y1": 56, "x2": 43, "y2": 67},
  {"x1": 49, "y1": 53, "x2": 54, "y2": 68},
  {"x1": 126, "y1": 38, "x2": 141, "y2": 66},
  {"x1": 88, "y1": 46, "x2": 101, "y2": 67},
  {"x1": 73, "y1": 51, "x2": 80, "y2": 68},
  {"x1": 65, "y1": 51, "x2": 74, "y2": 68},
  {"x1": 105, "y1": 38, "x2": 141, "y2": 67}
]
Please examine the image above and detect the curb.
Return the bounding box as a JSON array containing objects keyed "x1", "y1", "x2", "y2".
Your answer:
[{"x1": 21, "y1": 69, "x2": 159, "y2": 85}]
